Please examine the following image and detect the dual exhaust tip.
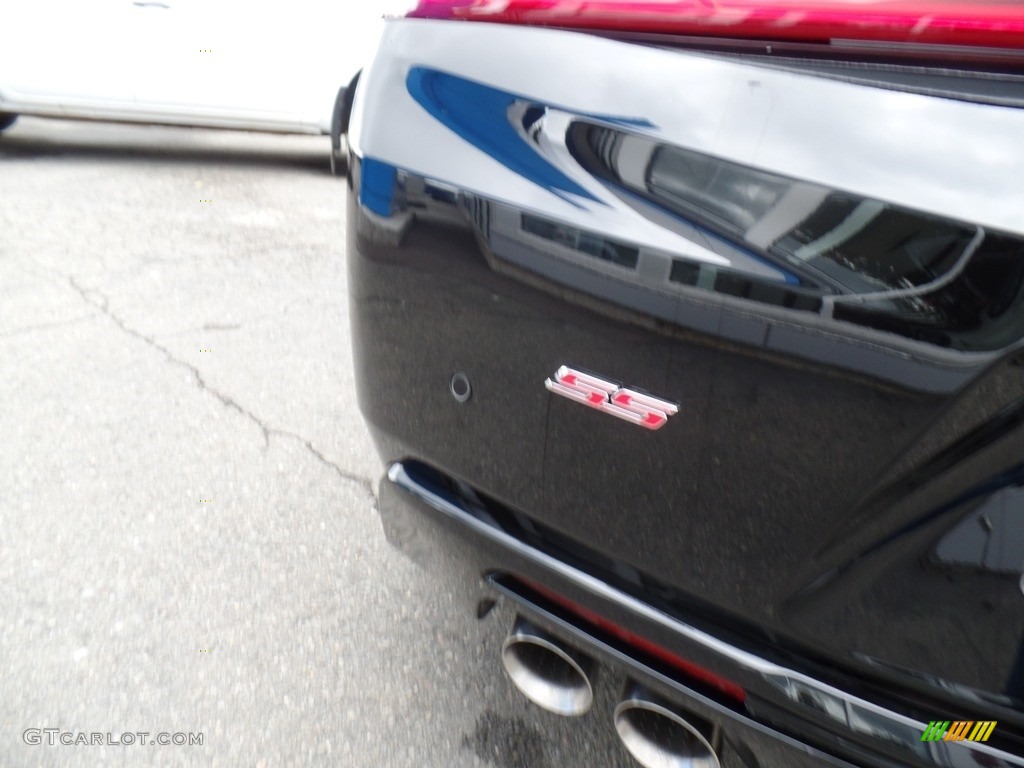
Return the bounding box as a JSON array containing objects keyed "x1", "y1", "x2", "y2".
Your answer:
[
  {"x1": 501, "y1": 617, "x2": 721, "y2": 768},
  {"x1": 501, "y1": 618, "x2": 596, "y2": 717},
  {"x1": 613, "y1": 690, "x2": 720, "y2": 768}
]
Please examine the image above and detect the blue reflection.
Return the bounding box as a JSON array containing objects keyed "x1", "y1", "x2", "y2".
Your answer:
[
  {"x1": 407, "y1": 67, "x2": 650, "y2": 206},
  {"x1": 361, "y1": 157, "x2": 398, "y2": 217}
]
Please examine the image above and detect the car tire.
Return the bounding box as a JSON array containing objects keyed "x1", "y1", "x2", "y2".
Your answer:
[
  {"x1": 330, "y1": 135, "x2": 348, "y2": 177},
  {"x1": 330, "y1": 71, "x2": 361, "y2": 177},
  {"x1": 0, "y1": 113, "x2": 18, "y2": 132}
]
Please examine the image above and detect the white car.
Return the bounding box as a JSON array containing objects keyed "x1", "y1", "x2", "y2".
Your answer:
[{"x1": 0, "y1": 0, "x2": 401, "y2": 173}]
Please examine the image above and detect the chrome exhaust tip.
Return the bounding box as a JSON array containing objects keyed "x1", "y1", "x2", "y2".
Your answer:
[
  {"x1": 500, "y1": 617, "x2": 595, "y2": 716},
  {"x1": 614, "y1": 683, "x2": 721, "y2": 768}
]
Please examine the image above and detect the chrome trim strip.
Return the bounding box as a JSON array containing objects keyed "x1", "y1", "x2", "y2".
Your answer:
[{"x1": 387, "y1": 461, "x2": 1024, "y2": 767}]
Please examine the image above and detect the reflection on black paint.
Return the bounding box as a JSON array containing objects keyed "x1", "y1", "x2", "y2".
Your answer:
[
  {"x1": 647, "y1": 144, "x2": 791, "y2": 237},
  {"x1": 833, "y1": 233, "x2": 1024, "y2": 350},
  {"x1": 772, "y1": 193, "x2": 972, "y2": 291},
  {"x1": 928, "y1": 471, "x2": 1024, "y2": 701},
  {"x1": 669, "y1": 259, "x2": 823, "y2": 313},
  {"x1": 931, "y1": 469, "x2": 1024, "y2": 576},
  {"x1": 521, "y1": 213, "x2": 639, "y2": 270},
  {"x1": 569, "y1": 121, "x2": 1024, "y2": 352}
]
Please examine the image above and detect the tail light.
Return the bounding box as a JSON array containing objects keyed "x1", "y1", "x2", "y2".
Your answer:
[{"x1": 407, "y1": 0, "x2": 1024, "y2": 50}]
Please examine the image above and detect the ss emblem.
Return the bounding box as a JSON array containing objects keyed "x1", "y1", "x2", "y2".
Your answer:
[{"x1": 545, "y1": 366, "x2": 678, "y2": 431}]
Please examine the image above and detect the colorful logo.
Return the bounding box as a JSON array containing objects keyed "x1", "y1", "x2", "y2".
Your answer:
[
  {"x1": 545, "y1": 366, "x2": 678, "y2": 431},
  {"x1": 921, "y1": 720, "x2": 997, "y2": 743}
]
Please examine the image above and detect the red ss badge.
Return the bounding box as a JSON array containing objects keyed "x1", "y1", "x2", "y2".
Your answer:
[{"x1": 545, "y1": 366, "x2": 678, "y2": 430}]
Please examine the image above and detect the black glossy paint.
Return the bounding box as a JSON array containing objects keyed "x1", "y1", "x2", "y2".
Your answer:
[{"x1": 348, "y1": 22, "x2": 1024, "y2": 766}]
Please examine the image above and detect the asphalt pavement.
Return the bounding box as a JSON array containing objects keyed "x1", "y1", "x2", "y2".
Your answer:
[{"x1": 0, "y1": 117, "x2": 635, "y2": 768}]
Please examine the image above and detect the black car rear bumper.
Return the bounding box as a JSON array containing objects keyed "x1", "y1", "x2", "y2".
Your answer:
[
  {"x1": 377, "y1": 459, "x2": 1021, "y2": 768},
  {"x1": 349, "y1": 18, "x2": 1024, "y2": 766}
]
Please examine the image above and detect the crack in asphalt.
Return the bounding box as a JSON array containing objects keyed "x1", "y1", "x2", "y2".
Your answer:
[
  {"x1": 272, "y1": 427, "x2": 375, "y2": 490},
  {"x1": 67, "y1": 275, "x2": 375, "y2": 499},
  {"x1": 67, "y1": 274, "x2": 273, "y2": 449}
]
